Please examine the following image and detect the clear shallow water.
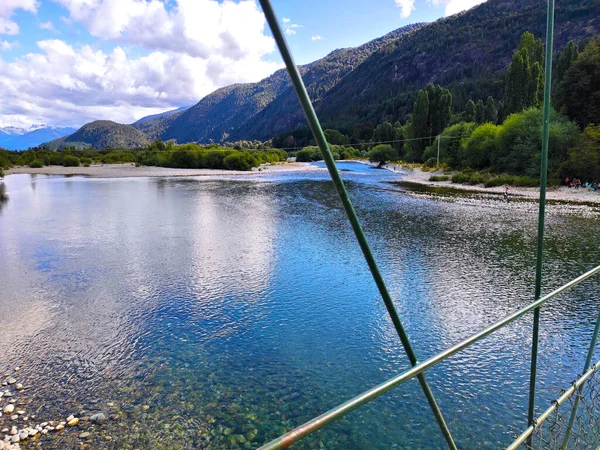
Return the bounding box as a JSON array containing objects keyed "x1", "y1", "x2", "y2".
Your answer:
[{"x1": 0, "y1": 162, "x2": 599, "y2": 449}]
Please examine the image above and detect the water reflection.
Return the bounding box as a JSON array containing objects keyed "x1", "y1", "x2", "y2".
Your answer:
[{"x1": 0, "y1": 167, "x2": 599, "y2": 449}]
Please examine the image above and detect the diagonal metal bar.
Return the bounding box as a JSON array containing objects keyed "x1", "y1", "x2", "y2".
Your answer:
[
  {"x1": 560, "y1": 305, "x2": 600, "y2": 449},
  {"x1": 527, "y1": 0, "x2": 555, "y2": 446},
  {"x1": 257, "y1": 1, "x2": 457, "y2": 448},
  {"x1": 258, "y1": 265, "x2": 600, "y2": 450}
]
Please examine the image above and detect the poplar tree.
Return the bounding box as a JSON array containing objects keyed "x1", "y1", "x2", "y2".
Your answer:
[
  {"x1": 475, "y1": 100, "x2": 485, "y2": 124},
  {"x1": 484, "y1": 96, "x2": 498, "y2": 124},
  {"x1": 504, "y1": 32, "x2": 544, "y2": 115},
  {"x1": 465, "y1": 100, "x2": 476, "y2": 122}
]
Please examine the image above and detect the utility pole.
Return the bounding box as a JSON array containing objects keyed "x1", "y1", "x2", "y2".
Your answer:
[{"x1": 436, "y1": 135, "x2": 441, "y2": 167}]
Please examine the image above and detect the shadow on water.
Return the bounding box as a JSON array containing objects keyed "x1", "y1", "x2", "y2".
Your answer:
[{"x1": 0, "y1": 182, "x2": 8, "y2": 212}]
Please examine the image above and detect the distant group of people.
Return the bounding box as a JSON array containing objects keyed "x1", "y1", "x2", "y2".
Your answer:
[{"x1": 564, "y1": 177, "x2": 599, "y2": 191}]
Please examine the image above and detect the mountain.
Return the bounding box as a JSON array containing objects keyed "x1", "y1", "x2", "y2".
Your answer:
[
  {"x1": 130, "y1": 106, "x2": 191, "y2": 140},
  {"x1": 41, "y1": 0, "x2": 600, "y2": 149},
  {"x1": 162, "y1": 24, "x2": 423, "y2": 144},
  {"x1": 46, "y1": 121, "x2": 149, "y2": 150},
  {"x1": 0, "y1": 125, "x2": 77, "y2": 150},
  {"x1": 313, "y1": 0, "x2": 600, "y2": 128}
]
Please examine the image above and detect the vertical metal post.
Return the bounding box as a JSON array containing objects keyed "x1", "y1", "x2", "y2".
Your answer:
[
  {"x1": 437, "y1": 135, "x2": 441, "y2": 166},
  {"x1": 526, "y1": 0, "x2": 555, "y2": 446},
  {"x1": 560, "y1": 307, "x2": 600, "y2": 449},
  {"x1": 258, "y1": 1, "x2": 457, "y2": 449}
]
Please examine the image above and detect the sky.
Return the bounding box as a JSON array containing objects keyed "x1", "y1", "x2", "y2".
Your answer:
[{"x1": 0, "y1": 0, "x2": 487, "y2": 129}]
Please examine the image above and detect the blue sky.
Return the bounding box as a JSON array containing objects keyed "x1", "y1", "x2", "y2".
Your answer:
[{"x1": 0, "y1": 0, "x2": 485, "y2": 128}]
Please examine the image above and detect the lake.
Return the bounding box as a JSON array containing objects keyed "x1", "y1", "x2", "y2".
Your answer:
[{"x1": 1, "y1": 162, "x2": 599, "y2": 449}]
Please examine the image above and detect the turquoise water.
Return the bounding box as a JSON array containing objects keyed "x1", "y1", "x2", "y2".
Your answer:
[{"x1": 0, "y1": 162, "x2": 599, "y2": 449}]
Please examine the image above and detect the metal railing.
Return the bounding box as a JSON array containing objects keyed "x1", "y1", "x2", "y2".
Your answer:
[{"x1": 255, "y1": 0, "x2": 599, "y2": 448}]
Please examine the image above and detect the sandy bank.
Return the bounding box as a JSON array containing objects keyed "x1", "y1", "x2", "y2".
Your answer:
[
  {"x1": 392, "y1": 166, "x2": 600, "y2": 205},
  {"x1": 4, "y1": 162, "x2": 322, "y2": 178}
]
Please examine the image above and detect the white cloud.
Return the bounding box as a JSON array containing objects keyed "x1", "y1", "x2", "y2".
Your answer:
[
  {"x1": 40, "y1": 20, "x2": 56, "y2": 31},
  {"x1": 51, "y1": 0, "x2": 275, "y2": 59},
  {"x1": 0, "y1": 0, "x2": 284, "y2": 127},
  {"x1": 0, "y1": 40, "x2": 17, "y2": 51},
  {"x1": 429, "y1": 0, "x2": 487, "y2": 16},
  {"x1": 311, "y1": 35, "x2": 323, "y2": 41},
  {"x1": 395, "y1": 0, "x2": 415, "y2": 18},
  {"x1": 282, "y1": 19, "x2": 301, "y2": 37},
  {"x1": 0, "y1": 0, "x2": 38, "y2": 35},
  {"x1": 0, "y1": 38, "x2": 280, "y2": 127}
]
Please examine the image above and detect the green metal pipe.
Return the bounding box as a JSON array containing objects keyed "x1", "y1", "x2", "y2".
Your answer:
[
  {"x1": 560, "y1": 306, "x2": 600, "y2": 449},
  {"x1": 506, "y1": 359, "x2": 600, "y2": 450},
  {"x1": 527, "y1": 0, "x2": 555, "y2": 443},
  {"x1": 259, "y1": 264, "x2": 600, "y2": 450},
  {"x1": 257, "y1": 1, "x2": 457, "y2": 448}
]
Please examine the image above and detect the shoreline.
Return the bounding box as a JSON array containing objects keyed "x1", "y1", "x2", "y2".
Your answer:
[
  {"x1": 4, "y1": 161, "x2": 599, "y2": 206},
  {"x1": 3, "y1": 162, "x2": 323, "y2": 179},
  {"x1": 390, "y1": 166, "x2": 600, "y2": 206}
]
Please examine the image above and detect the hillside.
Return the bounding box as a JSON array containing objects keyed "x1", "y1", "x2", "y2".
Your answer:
[
  {"x1": 162, "y1": 24, "x2": 423, "y2": 144},
  {"x1": 313, "y1": 0, "x2": 600, "y2": 128},
  {"x1": 130, "y1": 106, "x2": 190, "y2": 140},
  {"x1": 47, "y1": 121, "x2": 149, "y2": 149}
]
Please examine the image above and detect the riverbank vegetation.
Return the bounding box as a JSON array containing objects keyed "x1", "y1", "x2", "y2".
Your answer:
[{"x1": 0, "y1": 142, "x2": 289, "y2": 172}]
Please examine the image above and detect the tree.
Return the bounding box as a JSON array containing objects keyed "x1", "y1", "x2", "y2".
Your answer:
[
  {"x1": 405, "y1": 84, "x2": 452, "y2": 162},
  {"x1": 496, "y1": 108, "x2": 579, "y2": 176},
  {"x1": 559, "y1": 125, "x2": 600, "y2": 181},
  {"x1": 405, "y1": 90, "x2": 429, "y2": 162},
  {"x1": 475, "y1": 100, "x2": 485, "y2": 124},
  {"x1": 465, "y1": 100, "x2": 476, "y2": 122},
  {"x1": 372, "y1": 121, "x2": 395, "y2": 144},
  {"x1": 484, "y1": 96, "x2": 498, "y2": 124},
  {"x1": 555, "y1": 37, "x2": 600, "y2": 129},
  {"x1": 369, "y1": 144, "x2": 398, "y2": 166},
  {"x1": 461, "y1": 123, "x2": 499, "y2": 169},
  {"x1": 556, "y1": 40, "x2": 579, "y2": 86},
  {"x1": 324, "y1": 129, "x2": 349, "y2": 145},
  {"x1": 504, "y1": 32, "x2": 544, "y2": 115}
]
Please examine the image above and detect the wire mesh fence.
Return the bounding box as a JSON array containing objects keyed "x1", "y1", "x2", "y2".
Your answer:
[{"x1": 513, "y1": 363, "x2": 600, "y2": 450}]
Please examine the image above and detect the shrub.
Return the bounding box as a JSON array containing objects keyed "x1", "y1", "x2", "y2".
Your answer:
[
  {"x1": 28, "y1": 159, "x2": 43, "y2": 168},
  {"x1": 224, "y1": 152, "x2": 259, "y2": 171},
  {"x1": 80, "y1": 157, "x2": 92, "y2": 167},
  {"x1": 423, "y1": 157, "x2": 438, "y2": 168},
  {"x1": 451, "y1": 172, "x2": 472, "y2": 184},
  {"x1": 63, "y1": 155, "x2": 80, "y2": 167},
  {"x1": 429, "y1": 175, "x2": 450, "y2": 181}
]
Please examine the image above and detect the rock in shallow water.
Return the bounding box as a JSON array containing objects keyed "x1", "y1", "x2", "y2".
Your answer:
[
  {"x1": 79, "y1": 432, "x2": 90, "y2": 439},
  {"x1": 67, "y1": 418, "x2": 79, "y2": 427},
  {"x1": 6, "y1": 379, "x2": 16, "y2": 385},
  {"x1": 89, "y1": 413, "x2": 106, "y2": 424},
  {"x1": 3, "y1": 405, "x2": 14, "y2": 414}
]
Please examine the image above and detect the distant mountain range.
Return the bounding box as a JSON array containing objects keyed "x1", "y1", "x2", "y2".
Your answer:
[
  {"x1": 37, "y1": 0, "x2": 600, "y2": 150},
  {"x1": 0, "y1": 125, "x2": 77, "y2": 150}
]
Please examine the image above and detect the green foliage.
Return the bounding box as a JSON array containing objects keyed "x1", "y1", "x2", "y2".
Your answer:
[
  {"x1": 296, "y1": 146, "x2": 324, "y2": 162},
  {"x1": 461, "y1": 123, "x2": 499, "y2": 169},
  {"x1": 429, "y1": 175, "x2": 450, "y2": 181},
  {"x1": 423, "y1": 157, "x2": 438, "y2": 168},
  {"x1": 559, "y1": 125, "x2": 600, "y2": 181},
  {"x1": 372, "y1": 121, "x2": 395, "y2": 144},
  {"x1": 504, "y1": 32, "x2": 544, "y2": 115},
  {"x1": 80, "y1": 157, "x2": 92, "y2": 167},
  {"x1": 556, "y1": 40, "x2": 579, "y2": 86},
  {"x1": 423, "y1": 122, "x2": 476, "y2": 168},
  {"x1": 63, "y1": 155, "x2": 80, "y2": 167},
  {"x1": 496, "y1": 108, "x2": 579, "y2": 177},
  {"x1": 475, "y1": 100, "x2": 485, "y2": 124},
  {"x1": 555, "y1": 37, "x2": 600, "y2": 129},
  {"x1": 324, "y1": 129, "x2": 350, "y2": 145},
  {"x1": 368, "y1": 144, "x2": 398, "y2": 165},
  {"x1": 223, "y1": 152, "x2": 259, "y2": 171},
  {"x1": 28, "y1": 159, "x2": 44, "y2": 168},
  {"x1": 465, "y1": 100, "x2": 476, "y2": 122},
  {"x1": 484, "y1": 96, "x2": 498, "y2": 124}
]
